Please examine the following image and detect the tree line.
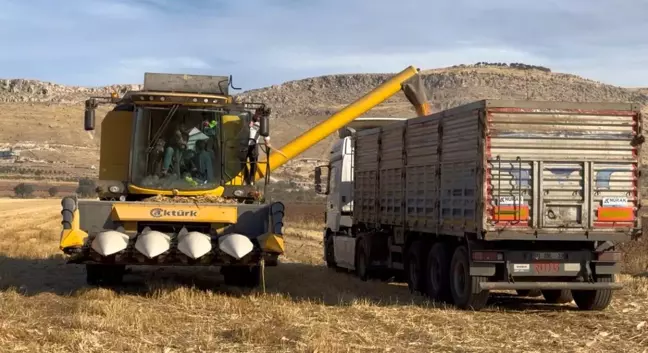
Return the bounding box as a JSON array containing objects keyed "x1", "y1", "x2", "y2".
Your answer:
[
  {"x1": 13, "y1": 177, "x2": 96, "y2": 198},
  {"x1": 451, "y1": 62, "x2": 551, "y2": 72}
]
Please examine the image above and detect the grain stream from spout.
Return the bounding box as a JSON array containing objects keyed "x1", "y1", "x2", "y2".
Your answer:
[{"x1": 0, "y1": 199, "x2": 646, "y2": 352}]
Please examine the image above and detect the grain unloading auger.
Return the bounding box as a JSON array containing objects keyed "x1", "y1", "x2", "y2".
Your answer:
[{"x1": 59, "y1": 66, "x2": 429, "y2": 288}]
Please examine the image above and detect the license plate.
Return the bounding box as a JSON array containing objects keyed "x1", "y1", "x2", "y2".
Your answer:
[
  {"x1": 533, "y1": 263, "x2": 560, "y2": 273},
  {"x1": 532, "y1": 252, "x2": 566, "y2": 261}
]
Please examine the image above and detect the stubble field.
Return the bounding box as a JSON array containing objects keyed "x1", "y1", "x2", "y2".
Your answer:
[{"x1": 0, "y1": 199, "x2": 646, "y2": 353}]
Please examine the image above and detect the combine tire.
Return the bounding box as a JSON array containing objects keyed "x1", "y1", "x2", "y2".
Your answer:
[
  {"x1": 542, "y1": 290, "x2": 573, "y2": 304},
  {"x1": 86, "y1": 264, "x2": 125, "y2": 286},
  {"x1": 572, "y1": 275, "x2": 614, "y2": 311},
  {"x1": 405, "y1": 241, "x2": 426, "y2": 294},
  {"x1": 516, "y1": 289, "x2": 542, "y2": 297},
  {"x1": 222, "y1": 265, "x2": 260, "y2": 288},
  {"x1": 449, "y1": 246, "x2": 489, "y2": 310},
  {"x1": 425, "y1": 242, "x2": 452, "y2": 303}
]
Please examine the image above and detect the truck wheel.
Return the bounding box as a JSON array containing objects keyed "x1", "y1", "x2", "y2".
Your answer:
[
  {"x1": 86, "y1": 264, "x2": 125, "y2": 286},
  {"x1": 572, "y1": 275, "x2": 614, "y2": 311},
  {"x1": 405, "y1": 241, "x2": 426, "y2": 294},
  {"x1": 425, "y1": 242, "x2": 452, "y2": 303},
  {"x1": 542, "y1": 290, "x2": 573, "y2": 304},
  {"x1": 355, "y1": 241, "x2": 369, "y2": 281},
  {"x1": 516, "y1": 289, "x2": 542, "y2": 297},
  {"x1": 325, "y1": 235, "x2": 336, "y2": 268},
  {"x1": 450, "y1": 246, "x2": 489, "y2": 310}
]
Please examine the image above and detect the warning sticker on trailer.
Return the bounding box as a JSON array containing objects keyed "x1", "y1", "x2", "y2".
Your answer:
[
  {"x1": 513, "y1": 264, "x2": 530, "y2": 273},
  {"x1": 602, "y1": 197, "x2": 628, "y2": 207},
  {"x1": 499, "y1": 196, "x2": 523, "y2": 206}
]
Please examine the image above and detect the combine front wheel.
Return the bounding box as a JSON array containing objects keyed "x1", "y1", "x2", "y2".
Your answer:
[
  {"x1": 86, "y1": 264, "x2": 125, "y2": 286},
  {"x1": 222, "y1": 265, "x2": 261, "y2": 288}
]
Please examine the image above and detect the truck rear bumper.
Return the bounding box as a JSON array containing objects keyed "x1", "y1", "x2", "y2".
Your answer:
[{"x1": 479, "y1": 281, "x2": 623, "y2": 291}]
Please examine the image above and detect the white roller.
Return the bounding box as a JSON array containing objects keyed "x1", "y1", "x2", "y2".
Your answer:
[
  {"x1": 218, "y1": 233, "x2": 253, "y2": 259},
  {"x1": 177, "y1": 231, "x2": 212, "y2": 259},
  {"x1": 91, "y1": 230, "x2": 129, "y2": 256},
  {"x1": 135, "y1": 229, "x2": 171, "y2": 259}
]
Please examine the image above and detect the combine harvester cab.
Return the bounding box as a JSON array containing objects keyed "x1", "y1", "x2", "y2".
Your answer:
[{"x1": 59, "y1": 66, "x2": 430, "y2": 288}]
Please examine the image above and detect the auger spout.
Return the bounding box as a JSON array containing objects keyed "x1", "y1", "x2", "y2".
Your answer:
[{"x1": 253, "y1": 65, "x2": 422, "y2": 181}]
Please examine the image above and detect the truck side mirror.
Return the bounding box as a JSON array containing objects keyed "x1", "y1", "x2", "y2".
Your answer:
[
  {"x1": 84, "y1": 108, "x2": 95, "y2": 131},
  {"x1": 259, "y1": 115, "x2": 269, "y2": 137},
  {"x1": 314, "y1": 165, "x2": 329, "y2": 195}
]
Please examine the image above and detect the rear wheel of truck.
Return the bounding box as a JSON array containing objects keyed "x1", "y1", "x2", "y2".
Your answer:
[
  {"x1": 222, "y1": 265, "x2": 260, "y2": 288},
  {"x1": 572, "y1": 275, "x2": 614, "y2": 311},
  {"x1": 542, "y1": 290, "x2": 573, "y2": 304},
  {"x1": 324, "y1": 235, "x2": 336, "y2": 268},
  {"x1": 450, "y1": 246, "x2": 489, "y2": 310},
  {"x1": 425, "y1": 242, "x2": 452, "y2": 303},
  {"x1": 405, "y1": 241, "x2": 426, "y2": 294},
  {"x1": 86, "y1": 264, "x2": 125, "y2": 286},
  {"x1": 355, "y1": 240, "x2": 369, "y2": 281},
  {"x1": 516, "y1": 289, "x2": 542, "y2": 297}
]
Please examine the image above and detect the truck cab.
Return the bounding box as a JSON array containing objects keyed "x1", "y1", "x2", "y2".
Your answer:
[{"x1": 315, "y1": 117, "x2": 408, "y2": 268}]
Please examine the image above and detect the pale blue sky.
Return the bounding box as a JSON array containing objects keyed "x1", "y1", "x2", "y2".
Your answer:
[{"x1": 1, "y1": 0, "x2": 646, "y2": 90}]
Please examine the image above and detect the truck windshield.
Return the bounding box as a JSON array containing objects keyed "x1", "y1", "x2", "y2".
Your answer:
[{"x1": 130, "y1": 106, "x2": 251, "y2": 191}]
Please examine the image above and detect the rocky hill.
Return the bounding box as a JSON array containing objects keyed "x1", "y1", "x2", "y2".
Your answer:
[{"x1": 2, "y1": 63, "x2": 648, "y2": 183}]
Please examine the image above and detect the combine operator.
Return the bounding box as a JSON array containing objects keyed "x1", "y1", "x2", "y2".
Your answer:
[{"x1": 243, "y1": 107, "x2": 272, "y2": 185}]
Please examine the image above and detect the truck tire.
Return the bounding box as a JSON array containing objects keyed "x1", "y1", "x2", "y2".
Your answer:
[
  {"x1": 325, "y1": 235, "x2": 336, "y2": 268},
  {"x1": 449, "y1": 246, "x2": 489, "y2": 310},
  {"x1": 572, "y1": 275, "x2": 614, "y2": 311},
  {"x1": 542, "y1": 290, "x2": 573, "y2": 304},
  {"x1": 516, "y1": 289, "x2": 542, "y2": 297},
  {"x1": 425, "y1": 242, "x2": 452, "y2": 303},
  {"x1": 405, "y1": 241, "x2": 426, "y2": 294},
  {"x1": 86, "y1": 264, "x2": 125, "y2": 286},
  {"x1": 355, "y1": 240, "x2": 369, "y2": 281}
]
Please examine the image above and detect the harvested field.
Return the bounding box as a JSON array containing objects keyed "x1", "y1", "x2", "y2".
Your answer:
[{"x1": 0, "y1": 199, "x2": 646, "y2": 352}]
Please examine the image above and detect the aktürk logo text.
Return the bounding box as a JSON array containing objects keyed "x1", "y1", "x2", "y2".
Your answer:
[{"x1": 150, "y1": 208, "x2": 198, "y2": 218}]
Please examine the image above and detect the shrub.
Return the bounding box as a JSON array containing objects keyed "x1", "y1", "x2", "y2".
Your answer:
[
  {"x1": 14, "y1": 183, "x2": 35, "y2": 198},
  {"x1": 76, "y1": 177, "x2": 97, "y2": 198},
  {"x1": 48, "y1": 186, "x2": 59, "y2": 197}
]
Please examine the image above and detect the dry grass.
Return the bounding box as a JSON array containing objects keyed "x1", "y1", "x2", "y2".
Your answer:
[{"x1": 0, "y1": 199, "x2": 647, "y2": 352}]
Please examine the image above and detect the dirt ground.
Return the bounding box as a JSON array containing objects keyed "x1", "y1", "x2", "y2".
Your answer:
[{"x1": 0, "y1": 199, "x2": 646, "y2": 353}]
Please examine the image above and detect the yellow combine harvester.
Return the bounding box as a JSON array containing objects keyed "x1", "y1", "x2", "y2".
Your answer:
[{"x1": 59, "y1": 66, "x2": 429, "y2": 288}]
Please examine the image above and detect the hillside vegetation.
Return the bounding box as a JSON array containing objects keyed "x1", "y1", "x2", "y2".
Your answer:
[{"x1": 2, "y1": 63, "x2": 648, "y2": 179}]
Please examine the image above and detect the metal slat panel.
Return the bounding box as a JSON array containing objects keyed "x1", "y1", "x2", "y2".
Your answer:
[
  {"x1": 405, "y1": 117, "x2": 441, "y2": 228},
  {"x1": 439, "y1": 110, "x2": 481, "y2": 234},
  {"x1": 379, "y1": 123, "x2": 405, "y2": 223},
  {"x1": 354, "y1": 130, "x2": 381, "y2": 223},
  {"x1": 485, "y1": 105, "x2": 640, "y2": 234}
]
